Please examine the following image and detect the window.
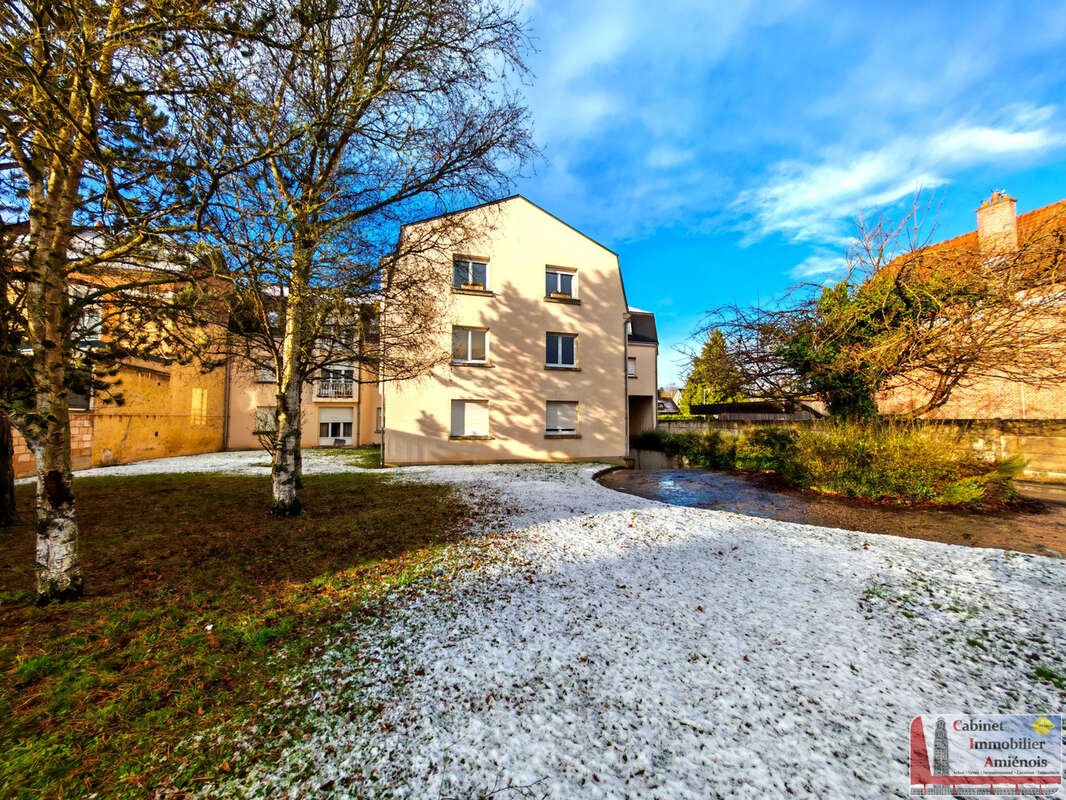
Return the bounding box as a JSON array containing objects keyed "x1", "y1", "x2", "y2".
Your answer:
[
  {"x1": 256, "y1": 366, "x2": 277, "y2": 383},
  {"x1": 627, "y1": 357, "x2": 637, "y2": 377},
  {"x1": 546, "y1": 401, "x2": 578, "y2": 436},
  {"x1": 376, "y1": 406, "x2": 383, "y2": 432},
  {"x1": 453, "y1": 258, "x2": 488, "y2": 290},
  {"x1": 545, "y1": 333, "x2": 576, "y2": 367},
  {"x1": 254, "y1": 406, "x2": 277, "y2": 434},
  {"x1": 319, "y1": 407, "x2": 353, "y2": 443},
  {"x1": 318, "y1": 367, "x2": 354, "y2": 397},
  {"x1": 452, "y1": 326, "x2": 488, "y2": 363},
  {"x1": 625, "y1": 320, "x2": 633, "y2": 335},
  {"x1": 450, "y1": 399, "x2": 489, "y2": 437},
  {"x1": 545, "y1": 267, "x2": 576, "y2": 298}
]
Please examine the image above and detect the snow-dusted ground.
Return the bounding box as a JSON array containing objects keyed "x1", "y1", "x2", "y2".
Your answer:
[
  {"x1": 15, "y1": 448, "x2": 378, "y2": 483},
  {"x1": 181, "y1": 461, "x2": 1064, "y2": 800}
]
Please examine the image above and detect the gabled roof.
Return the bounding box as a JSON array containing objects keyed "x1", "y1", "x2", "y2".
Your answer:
[
  {"x1": 401, "y1": 194, "x2": 619, "y2": 257},
  {"x1": 921, "y1": 199, "x2": 1066, "y2": 254}
]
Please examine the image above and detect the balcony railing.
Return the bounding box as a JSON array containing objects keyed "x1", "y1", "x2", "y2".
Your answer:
[{"x1": 317, "y1": 379, "x2": 354, "y2": 399}]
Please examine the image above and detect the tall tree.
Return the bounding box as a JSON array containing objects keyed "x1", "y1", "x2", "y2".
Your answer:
[
  {"x1": 680, "y1": 328, "x2": 744, "y2": 412},
  {"x1": 0, "y1": 1, "x2": 256, "y2": 602},
  {"x1": 206, "y1": 0, "x2": 535, "y2": 515}
]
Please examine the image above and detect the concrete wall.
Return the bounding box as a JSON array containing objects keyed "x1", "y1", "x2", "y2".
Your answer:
[
  {"x1": 92, "y1": 359, "x2": 227, "y2": 466},
  {"x1": 383, "y1": 197, "x2": 629, "y2": 465}
]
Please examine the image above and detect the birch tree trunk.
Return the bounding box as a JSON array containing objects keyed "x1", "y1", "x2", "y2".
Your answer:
[
  {"x1": 29, "y1": 243, "x2": 83, "y2": 602},
  {"x1": 0, "y1": 412, "x2": 14, "y2": 527},
  {"x1": 270, "y1": 242, "x2": 309, "y2": 516},
  {"x1": 270, "y1": 375, "x2": 303, "y2": 516}
]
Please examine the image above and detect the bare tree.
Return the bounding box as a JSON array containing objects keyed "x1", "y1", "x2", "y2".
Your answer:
[
  {"x1": 203, "y1": 0, "x2": 535, "y2": 515},
  {"x1": 699, "y1": 197, "x2": 1066, "y2": 418},
  {"x1": 0, "y1": 0, "x2": 261, "y2": 602}
]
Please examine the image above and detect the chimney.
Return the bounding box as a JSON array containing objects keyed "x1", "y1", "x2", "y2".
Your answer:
[{"x1": 975, "y1": 190, "x2": 1017, "y2": 253}]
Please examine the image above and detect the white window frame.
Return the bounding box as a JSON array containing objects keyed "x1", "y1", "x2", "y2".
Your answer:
[
  {"x1": 545, "y1": 332, "x2": 577, "y2": 368},
  {"x1": 452, "y1": 326, "x2": 489, "y2": 364},
  {"x1": 450, "y1": 399, "x2": 490, "y2": 437},
  {"x1": 545, "y1": 401, "x2": 579, "y2": 436},
  {"x1": 453, "y1": 258, "x2": 490, "y2": 290},
  {"x1": 545, "y1": 267, "x2": 577, "y2": 298},
  {"x1": 627, "y1": 357, "x2": 637, "y2": 377},
  {"x1": 319, "y1": 407, "x2": 354, "y2": 444}
]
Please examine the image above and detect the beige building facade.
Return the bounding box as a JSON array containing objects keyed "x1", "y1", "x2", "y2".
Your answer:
[
  {"x1": 226, "y1": 361, "x2": 381, "y2": 451},
  {"x1": 382, "y1": 196, "x2": 653, "y2": 465}
]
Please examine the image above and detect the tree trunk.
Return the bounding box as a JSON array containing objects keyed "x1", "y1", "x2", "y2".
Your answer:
[
  {"x1": 270, "y1": 239, "x2": 310, "y2": 516},
  {"x1": 293, "y1": 439, "x2": 303, "y2": 490},
  {"x1": 0, "y1": 412, "x2": 15, "y2": 527},
  {"x1": 270, "y1": 377, "x2": 302, "y2": 516},
  {"x1": 30, "y1": 261, "x2": 83, "y2": 603}
]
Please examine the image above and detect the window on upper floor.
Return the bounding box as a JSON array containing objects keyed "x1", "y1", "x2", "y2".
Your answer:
[
  {"x1": 256, "y1": 365, "x2": 277, "y2": 383},
  {"x1": 545, "y1": 401, "x2": 578, "y2": 436},
  {"x1": 452, "y1": 326, "x2": 488, "y2": 363},
  {"x1": 545, "y1": 267, "x2": 576, "y2": 298},
  {"x1": 545, "y1": 332, "x2": 576, "y2": 368},
  {"x1": 627, "y1": 357, "x2": 637, "y2": 377},
  {"x1": 453, "y1": 258, "x2": 488, "y2": 290},
  {"x1": 451, "y1": 399, "x2": 490, "y2": 437}
]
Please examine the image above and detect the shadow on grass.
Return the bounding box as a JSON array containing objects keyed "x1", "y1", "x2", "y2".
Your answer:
[{"x1": 0, "y1": 471, "x2": 480, "y2": 798}]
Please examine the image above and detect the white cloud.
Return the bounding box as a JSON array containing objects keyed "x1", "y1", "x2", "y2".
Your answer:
[
  {"x1": 735, "y1": 107, "x2": 1066, "y2": 245},
  {"x1": 790, "y1": 250, "x2": 847, "y2": 279}
]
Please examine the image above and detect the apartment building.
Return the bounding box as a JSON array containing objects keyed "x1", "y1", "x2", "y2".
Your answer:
[
  {"x1": 381, "y1": 195, "x2": 652, "y2": 465},
  {"x1": 10, "y1": 197, "x2": 655, "y2": 476}
]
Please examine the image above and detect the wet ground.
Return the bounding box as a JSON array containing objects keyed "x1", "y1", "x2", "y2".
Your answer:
[{"x1": 597, "y1": 468, "x2": 1066, "y2": 558}]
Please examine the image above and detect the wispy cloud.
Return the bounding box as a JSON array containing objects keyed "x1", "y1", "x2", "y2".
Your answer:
[
  {"x1": 734, "y1": 107, "x2": 1066, "y2": 245},
  {"x1": 790, "y1": 250, "x2": 847, "y2": 280}
]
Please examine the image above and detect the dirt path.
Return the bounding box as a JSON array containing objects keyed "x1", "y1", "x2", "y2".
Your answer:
[{"x1": 598, "y1": 468, "x2": 1066, "y2": 557}]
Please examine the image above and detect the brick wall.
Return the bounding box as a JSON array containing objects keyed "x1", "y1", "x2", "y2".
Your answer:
[
  {"x1": 12, "y1": 413, "x2": 94, "y2": 480},
  {"x1": 880, "y1": 376, "x2": 1066, "y2": 420}
]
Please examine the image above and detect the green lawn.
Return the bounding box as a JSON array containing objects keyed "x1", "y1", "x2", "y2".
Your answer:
[
  {"x1": 310, "y1": 444, "x2": 383, "y2": 468},
  {"x1": 0, "y1": 469, "x2": 481, "y2": 798}
]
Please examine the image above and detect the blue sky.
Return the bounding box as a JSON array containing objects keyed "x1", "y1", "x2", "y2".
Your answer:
[{"x1": 511, "y1": 0, "x2": 1066, "y2": 386}]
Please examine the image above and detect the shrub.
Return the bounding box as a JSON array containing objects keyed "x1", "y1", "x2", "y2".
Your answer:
[
  {"x1": 631, "y1": 421, "x2": 1022, "y2": 507},
  {"x1": 788, "y1": 421, "x2": 1020, "y2": 505},
  {"x1": 630, "y1": 429, "x2": 671, "y2": 452}
]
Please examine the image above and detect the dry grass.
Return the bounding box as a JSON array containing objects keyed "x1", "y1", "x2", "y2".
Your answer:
[{"x1": 0, "y1": 470, "x2": 485, "y2": 798}]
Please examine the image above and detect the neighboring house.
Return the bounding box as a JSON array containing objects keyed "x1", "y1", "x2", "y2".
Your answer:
[
  {"x1": 626, "y1": 308, "x2": 658, "y2": 436},
  {"x1": 657, "y1": 393, "x2": 681, "y2": 415},
  {"x1": 381, "y1": 195, "x2": 652, "y2": 465},
  {"x1": 879, "y1": 192, "x2": 1066, "y2": 419}
]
